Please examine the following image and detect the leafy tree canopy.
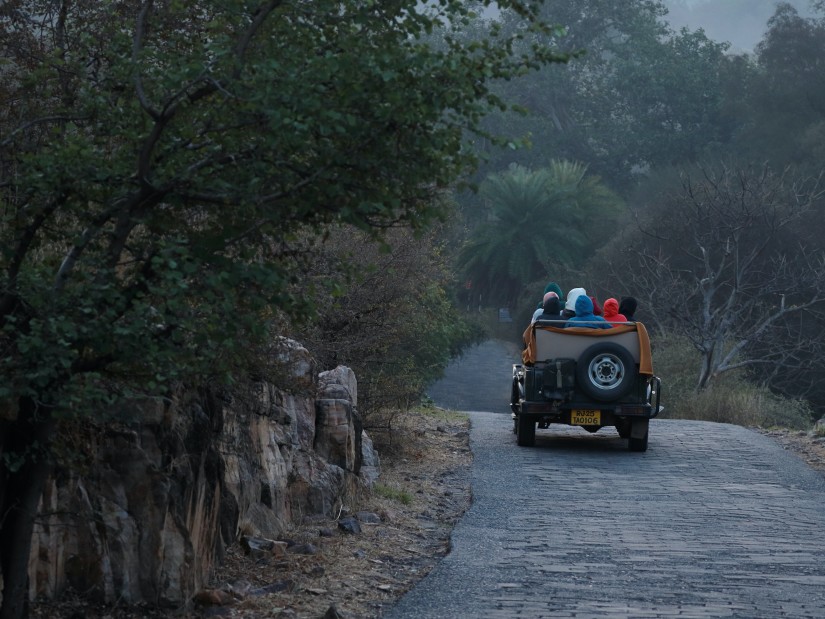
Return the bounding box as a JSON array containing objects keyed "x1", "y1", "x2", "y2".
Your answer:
[
  {"x1": 0, "y1": 0, "x2": 564, "y2": 414},
  {"x1": 473, "y1": 0, "x2": 731, "y2": 190},
  {"x1": 457, "y1": 161, "x2": 624, "y2": 306},
  {"x1": 0, "y1": 1, "x2": 568, "y2": 616},
  {"x1": 740, "y1": 3, "x2": 825, "y2": 168}
]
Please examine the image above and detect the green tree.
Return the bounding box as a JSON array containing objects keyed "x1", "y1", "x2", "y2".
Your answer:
[
  {"x1": 736, "y1": 3, "x2": 825, "y2": 169},
  {"x1": 456, "y1": 161, "x2": 623, "y2": 306},
  {"x1": 0, "y1": 1, "x2": 565, "y2": 616},
  {"x1": 297, "y1": 223, "x2": 482, "y2": 422},
  {"x1": 476, "y1": 0, "x2": 731, "y2": 190}
]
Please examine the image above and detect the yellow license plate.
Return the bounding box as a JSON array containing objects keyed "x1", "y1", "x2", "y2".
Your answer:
[{"x1": 571, "y1": 410, "x2": 601, "y2": 425}]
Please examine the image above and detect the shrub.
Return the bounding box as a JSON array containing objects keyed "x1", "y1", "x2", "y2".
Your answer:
[
  {"x1": 296, "y1": 224, "x2": 483, "y2": 426},
  {"x1": 654, "y1": 333, "x2": 814, "y2": 430}
]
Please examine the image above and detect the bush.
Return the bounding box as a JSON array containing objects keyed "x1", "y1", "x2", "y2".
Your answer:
[
  {"x1": 654, "y1": 333, "x2": 814, "y2": 430},
  {"x1": 296, "y1": 224, "x2": 483, "y2": 426}
]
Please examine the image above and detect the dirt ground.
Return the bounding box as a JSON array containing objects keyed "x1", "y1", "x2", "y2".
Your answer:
[
  {"x1": 759, "y1": 426, "x2": 825, "y2": 478},
  {"x1": 207, "y1": 407, "x2": 475, "y2": 619},
  {"x1": 30, "y1": 416, "x2": 825, "y2": 619}
]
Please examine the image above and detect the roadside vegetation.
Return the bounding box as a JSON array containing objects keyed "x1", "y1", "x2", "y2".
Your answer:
[
  {"x1": 453, "y1": 0, "x2": 825, "y2": 427},
  {"x1": 0, "y1": 2, "x2": 564, "y2": 616},
  {"x1": 652, "y1": 335, "x2": 814, "y2": 429},
  {"x1": 372, "y1": 484, "x2": 414, "y2": 506},
  {"x1": 3, "y1": 0, "x2": 825, "y2": 615}
]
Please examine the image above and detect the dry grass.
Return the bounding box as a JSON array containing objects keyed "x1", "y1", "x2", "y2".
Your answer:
[
  {"x1": 761, "y1": 428, "x2": 825, "y2": 479},
  {"x1": 653, "y1": 334, "x2": 814, "y2": 430}
]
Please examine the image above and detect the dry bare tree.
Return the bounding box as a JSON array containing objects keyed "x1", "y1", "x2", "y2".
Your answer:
[{"x1": 592, "y1": 164, "x2": 825, "y2": 391}]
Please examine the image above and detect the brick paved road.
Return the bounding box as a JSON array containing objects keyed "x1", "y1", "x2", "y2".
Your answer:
[
  {"x1": 425, "y1": 338, "x2": 522, "y2": 413},
  {"x1": 394, "y1": 341, "x2": 825, "y2": 618}
]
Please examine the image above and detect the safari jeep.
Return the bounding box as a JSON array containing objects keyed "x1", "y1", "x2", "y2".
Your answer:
[{"x1": 512, "y1": 319, "x2": 662, "y2": 451}]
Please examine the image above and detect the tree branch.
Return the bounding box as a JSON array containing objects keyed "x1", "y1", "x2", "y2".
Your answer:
[
  {"x1": 133, "y1": 0, "x2": 161, "y2": 121},
  {"x1": 233, "y1": 0, "x2": 285, "y2": 77},
  {"x1": 0, "y1": 115, "x2": 90, "y2": 148}
]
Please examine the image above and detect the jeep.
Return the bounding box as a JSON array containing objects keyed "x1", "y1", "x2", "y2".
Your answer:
[{"x1": 512, "y1": 320, "x2": 662, "y2": 451}]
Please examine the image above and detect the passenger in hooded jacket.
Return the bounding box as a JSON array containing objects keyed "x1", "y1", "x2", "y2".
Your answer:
[
  {"x1": 602, "y1": 297, "x2": 627, "y2": 323},
  {"x1": 544, "y1": 281, "x2": 564, "y2": 299},
  {"x1": 537, "y1": 295, "x2": 563, "y2": 322},
  {"x1": 564, "y1": 294, "x2": 612, "y2": 329},
  {"x1": 531, "y1": 291, "x2": 559, "y2": 323},
  {"x1": 562, "y1": 287, "x2": 587, "y2": 319},
  {"x1": 619, "y1": 297, "x2": 638, "y2": 321},
  {"x1": 536, "y1": 281, "x2": 564, "y2": 310},
  {"x1": 589, "y1": 296, "x2": 604, "y2": 316}
]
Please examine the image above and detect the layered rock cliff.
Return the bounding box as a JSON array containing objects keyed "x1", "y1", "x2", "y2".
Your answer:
[{"x1": 27, "y1": 339, "x2": 378, "y2": 606}]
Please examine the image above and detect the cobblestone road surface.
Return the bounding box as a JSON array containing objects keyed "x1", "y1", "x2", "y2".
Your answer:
[
  {"x1": 394, "y1": 340, "x2": 825, "y2": 618},
  {"x1": 425, "y1": 338, "x2": 522, "y2": 414}
]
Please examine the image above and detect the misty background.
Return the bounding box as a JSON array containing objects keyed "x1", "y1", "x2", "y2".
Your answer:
[
  {"x1": 664, "y1": 0, "x2": 814, "y2": 51},
  {"x1": 454, "y1": 0, "x2": 825, "y2": 425}
]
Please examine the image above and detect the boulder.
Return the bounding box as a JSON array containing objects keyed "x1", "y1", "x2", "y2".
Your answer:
[
  {"x1": 360, "y1": 430, "x2": 381, "y2": 485},
  {"x1": 27, "y1": 341, "x2": 378, "y2": 608}
]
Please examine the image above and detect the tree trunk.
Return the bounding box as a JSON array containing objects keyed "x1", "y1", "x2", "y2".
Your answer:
[
  {"x1": 0, "y1": 399, "x2": 55, "y2": 619},
  {"x1": 697, "y1": 347, "x2": 715, "y2": 391}
]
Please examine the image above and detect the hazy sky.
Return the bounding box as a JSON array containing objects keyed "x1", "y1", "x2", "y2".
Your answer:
[{"x1": 662, "y1": 0, "x2": 815, "y2": 52}]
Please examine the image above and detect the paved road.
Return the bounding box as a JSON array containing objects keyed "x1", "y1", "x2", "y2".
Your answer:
[
  {"x1": 394, "y1": 340, "x2": 825, "y2": 618},
  {"x1": 425, "y1": 338, "x2": 521, "y2": 414}
]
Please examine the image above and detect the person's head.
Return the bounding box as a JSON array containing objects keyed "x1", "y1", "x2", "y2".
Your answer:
[
  {"x1": 543, "y1": 291, "x2": 558, "y2": 304},
  {"x1": 542, "y1": 295, "x2": 562, "y2": 315},
  {"x1": 603, "y1": 298, "x2": 620, "y2": 317},
  {"x1": 543, "y1": 282, "x2": 564, "y2": 299},
  {"x1": 619, "y1": 296, "x2": 638, "y2": 319},
  {"x1": 575, "y1": 294, "x2": 595, "y2": 317},
  {"x1": 565, "y1": 287, "x2": 587, "y2": 312},
  {"x1": 590, "y1": 296, "x2": 603, "y2": 316},
  {"x1": 538, "y1": 282, "x2": 564, "y2": 309}
]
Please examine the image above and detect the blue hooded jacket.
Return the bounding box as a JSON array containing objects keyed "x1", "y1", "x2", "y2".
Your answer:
[{"x1": 564, "y1": 295, "x2": 612, "y2": 329}]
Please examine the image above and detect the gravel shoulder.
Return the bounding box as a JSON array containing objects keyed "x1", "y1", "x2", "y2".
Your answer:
[{"x1": 759, "y1": 427, "x2": 825, "y2": 478}]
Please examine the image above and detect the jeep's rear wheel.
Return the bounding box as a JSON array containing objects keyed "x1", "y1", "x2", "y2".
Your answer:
[
  {"x1": 577, "y1": 342, "x2": 637, "y2": 401},
  {"x1": 517, "y1": 415, "x2": 535, "y2": 447}
]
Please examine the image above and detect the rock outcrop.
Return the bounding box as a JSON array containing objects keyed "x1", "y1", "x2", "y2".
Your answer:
[{"x1": 27, "y1": 339, "x2": 379, "y2": 607}]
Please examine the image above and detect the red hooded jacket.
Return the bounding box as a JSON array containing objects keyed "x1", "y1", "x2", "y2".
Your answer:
[{"x1": 602, "y1": 297, "x2": 627, "y2": 323}]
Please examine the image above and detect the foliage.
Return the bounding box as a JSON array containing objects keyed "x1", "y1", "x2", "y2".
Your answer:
[
  {"x1": 587, "y1": 163, "x2": 825, "y2": 392},
  {"x1": 456, "y1": 161, "x2": 623, "y2": 306},
  {"x1": 733, "y1": 3, "x2": 825, "y2": 171},
  {"x1": 372, "y1": 483, "x2": 413, "y2": 506},
  {"x1": 0, "y1": 0, "x2": 563, "y2": 411},
  {"x1": 295, "y1": 223, "x2": 483, "y2": 424},
  {"x1": 663, "y1": 0, "x2": 814, "y2": 51},
  {"x1": 0, "y1": 1, "x2": 567, "y2": 615},
  {"x1": 473, "y1": 0, "x2": 731, "y2": 191},
  {"x1": 653, "y1": 333, "x2": 814, "y2": 429}
]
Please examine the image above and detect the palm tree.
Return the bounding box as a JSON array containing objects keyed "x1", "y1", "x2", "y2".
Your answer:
[{"x1": 457, "y1": 160, "x2": 623, "y2": 306}]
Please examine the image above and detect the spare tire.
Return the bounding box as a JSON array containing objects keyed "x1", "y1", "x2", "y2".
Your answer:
[{"x1": 576, "y1": 342, "x2": 637, "y2": 401}]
